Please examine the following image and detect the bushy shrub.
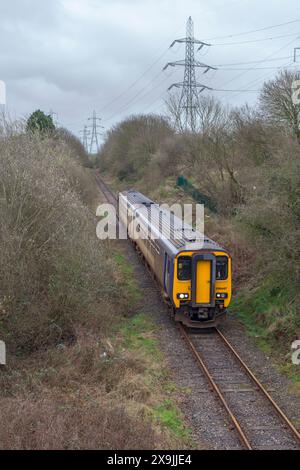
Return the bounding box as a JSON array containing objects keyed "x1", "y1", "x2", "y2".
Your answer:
[
  {"x1": 98, "y1": 114, "x2": 174, "y2": 181},
  {"x1": 0, "y1": 129, "x2": 119, "y2": 354},
  {"x1": 26, "y1": 110, "x2": 55, "y2": 135}
]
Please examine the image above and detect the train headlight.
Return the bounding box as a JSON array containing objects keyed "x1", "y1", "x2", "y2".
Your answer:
[
  {"x1": 216, "y1": 293, "x2": 228, "y2": 299},
  {"x1": 177, "y1": 293, "x2": 189, "y2": 300}
]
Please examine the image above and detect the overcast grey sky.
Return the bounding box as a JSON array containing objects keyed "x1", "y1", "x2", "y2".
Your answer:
[{"x1": 0, "y1": 0, "x2": 299, "y2": 142}]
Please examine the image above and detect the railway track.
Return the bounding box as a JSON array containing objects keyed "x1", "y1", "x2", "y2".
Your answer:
[
  {"x1": 179, "y1": 325, "x2": 300, "y2": 450},
  {"x1": 95, "y1": 172, "x2": 300, "y2": 450},
  {"x1": 95, "y1": 172, "x2": 118, "y2": 206}
]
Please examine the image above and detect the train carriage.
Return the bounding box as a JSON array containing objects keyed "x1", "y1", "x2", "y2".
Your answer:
[{"x1": 119, "y1": 190, "x2": 232, "y2": 328}]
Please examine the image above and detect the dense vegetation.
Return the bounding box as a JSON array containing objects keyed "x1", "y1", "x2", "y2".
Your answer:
[
  {"x1": 97, "y1": 69, "x2": 300, "y2": 348},
  {"x1": 0, "y1": 119, "x2": 182, "y2": 449},
  {"x1": 26, "y1": 110, "x2": 56, "y2": 135}
]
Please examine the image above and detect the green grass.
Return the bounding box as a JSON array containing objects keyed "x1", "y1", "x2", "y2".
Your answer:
[
  {"x1": 119, "y1": 312, "x2": 194, "y2": 445},
  {"x1": 153, "y1": 399, "x2": 192, "y2": 441},
  {"x1": 231, "y1": 280, "x2": 300, "y2": 389},
  {"x1": 230, "y1": 295, "x2": 272, "y2": 355},
  {"x1": 113, "y1": 246, "x2": 196, "y2": 446},
  {"x1": 278, "y1": 362, "x2": 300, "y2": 393},
  {"x1": 114, "y1": 252, "x2": 142, "y2": 304},
  {"x1": 121, "y1": 313, "x2": 162, "y2": 362}
]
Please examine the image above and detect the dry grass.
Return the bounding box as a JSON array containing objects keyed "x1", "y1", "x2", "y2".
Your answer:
[
  {"x1": 205, "y1": 215, "x2": 256, "y2": 290},
  {"x1": 0, "y1": 397, "x2": 156, "y2": 450},
  {"x1": 0, "y1": 120, "x2": 171, "y2": 449},
  {"x1": 0, "y1": 326, "x2": 161, "y2": 450},
  {"x1": 0, "y1": 314, "x2": 183, "y2": 450}
]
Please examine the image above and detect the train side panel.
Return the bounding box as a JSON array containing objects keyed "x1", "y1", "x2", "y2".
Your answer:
[
  {"x1": 119, "y1": 191, "x2": 232, "y2": 327},
  {"x1": 119, "y1": 193, "x2": 168, "y2": 292}
]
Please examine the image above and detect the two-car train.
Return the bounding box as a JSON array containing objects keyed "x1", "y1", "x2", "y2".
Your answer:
[{"x1": 119, "y1": 190, "x2": 232, "y2": 328}]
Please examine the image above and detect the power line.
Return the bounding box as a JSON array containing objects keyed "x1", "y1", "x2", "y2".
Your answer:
[
  {"x1": 205, "y1": 18, "x2": 300, "y2": 41},
  {"x1": 97, "y1": 24, "x2": 185, "y2": 114},
  {"x1": 214, "y1": 88, "x2": 259, "y2": 92},
  {"x1": 93, "y1": 19, "x2": 300, "y2": 130},
  {"x1": 213, "y1": 32, "x2": 300, "y2": 46},
  {"x1": 215, "y1": 65, "x2": 298, "y2": 71},
  {"x1": 102, "y1": 71, "x2": 163, "y2": 123},
  {"x1": 215, "y1": 35, "x2": 299, "y2": 99},
  {"x1": 102, "y1": 70, "x2": 175, "y2": 124},
  {"x1": 217, "y1": 60, "x2": 294, "y2": 103},
  {"x1": 142, "y1": 91, "x2": 168, "y2": 114},
  {"x1": 212, "y1": 56, "x2": 291, "y2": 67},
  {"x1": 98, "y1": 48, "x2": 170, "y2": 114}
]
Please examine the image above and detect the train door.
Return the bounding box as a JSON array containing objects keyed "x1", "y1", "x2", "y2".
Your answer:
[{"x1": 192, "y1": 254, "x2": 216, "y2": 307}]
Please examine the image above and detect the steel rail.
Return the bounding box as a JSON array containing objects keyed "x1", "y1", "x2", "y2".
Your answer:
[
  {"x1": 95, "y1": 172, "x2": 300, "y2": 449},
  {"x1": 95, "y1": 172, "x2": 118, "y2": 205},
  {"x1": 178, "y1": 324, "x2": 252, "y2": 450},
  {"x1": 215, "y1": 327, "x2": 300, "y2": 444}
]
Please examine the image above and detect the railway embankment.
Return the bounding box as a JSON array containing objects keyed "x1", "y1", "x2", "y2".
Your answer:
[
  {"x1": 96, "y1": 174, "x2": 300, "y2": 449},
  {"x1": 0, "y1": 128, "x2": 191, "y2": 449},
  {"x1": 96, "y1": 107, "x2": 300, "y2": 390}
]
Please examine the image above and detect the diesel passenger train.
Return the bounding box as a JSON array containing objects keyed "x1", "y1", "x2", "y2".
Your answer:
[{"x1": 119, "y1": 190, "x2": 232, "y2": 328}]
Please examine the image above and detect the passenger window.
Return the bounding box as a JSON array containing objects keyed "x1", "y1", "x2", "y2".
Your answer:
[
  {"x1": 216, "y1": 256, "x2": 228, "y2": 280},
  {"x1": 178, "y1": 257, "x2": 191, "y2": 281}
]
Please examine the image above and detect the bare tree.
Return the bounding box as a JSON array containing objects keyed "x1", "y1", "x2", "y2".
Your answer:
[
  {"x1": 165, "y1": 92, "x2": 227, "y2": 135},
  {"x1": 164, "y1": 91, "x2": 185, "y2": 132},
  {"x1": 197, "y1": 95, "x2": 228, "y2": 135},
  {"x1": 260, "y1": 70, "x2": 300, "y2": 143}
]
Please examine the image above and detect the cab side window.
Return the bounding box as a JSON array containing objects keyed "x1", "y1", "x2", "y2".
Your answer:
[
  {"x1": 216, "y1": 256, "x2": 228, "y2": 280},
  {"x1": 178, "y1": 257, "x2": 191, "y2": 281}
]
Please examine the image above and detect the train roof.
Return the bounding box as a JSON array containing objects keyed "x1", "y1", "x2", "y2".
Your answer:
[{"x1": 120, "y1": 190, "x2": 227, "y2": 256}]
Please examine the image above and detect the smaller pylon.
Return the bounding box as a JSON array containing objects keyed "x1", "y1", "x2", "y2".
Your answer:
[
  {"x1": 79, "y1": 125, "x2": 91, "y2": 152},
  {"x1": 87, "y1": 110, "x2": 104, "y2": 154}
]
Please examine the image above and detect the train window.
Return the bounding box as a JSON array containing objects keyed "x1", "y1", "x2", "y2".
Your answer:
[
  {"x1": 216, "y1": 256, "x2": 228, "y2": 280},
  {"x1": 177, "y1": 256, "x2": 191, "y2": 281}
]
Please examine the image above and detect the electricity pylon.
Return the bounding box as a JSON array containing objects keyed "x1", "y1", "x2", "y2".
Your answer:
[
  {"x1": 87, "y1": 110, "x2": 104, "y2": 154},
  {"x1": 164, "y1": 16, "x2": 216, "y2": 132},
  {"x1": 79, "y1": 125, "x2": 91, "y2": 152}
]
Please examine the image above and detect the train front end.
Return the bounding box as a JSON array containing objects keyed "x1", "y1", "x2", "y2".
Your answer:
[{"x1": 173, "y1": 250, "x2": 232, "y2": 328}]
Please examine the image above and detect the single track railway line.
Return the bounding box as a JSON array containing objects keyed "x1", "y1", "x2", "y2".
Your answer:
[
  {"x1": 95, "y1": 172, "x2": 300, "y2": 450},
  {"x1": 179, "y1": 324, "x2": 300, "y2": 450}
]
